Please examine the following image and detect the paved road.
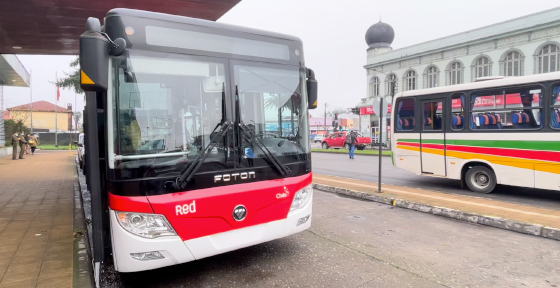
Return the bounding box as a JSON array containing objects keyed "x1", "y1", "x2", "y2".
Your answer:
[
  {"x1": 115, "y1": 191, "x2": 559, "y2": 287},
  {"x1": 312, "y1": 152, "x2": 560, "y2": 211}
]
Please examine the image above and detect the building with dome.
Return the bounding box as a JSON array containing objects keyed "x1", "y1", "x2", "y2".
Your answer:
[{"x1": 357, "y1": 7, "x2": 560, "y2": 141}]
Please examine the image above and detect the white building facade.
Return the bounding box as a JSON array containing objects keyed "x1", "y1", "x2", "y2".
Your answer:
[{"x1": 359, "y1": 7, "x2": 560, "y2": 140}]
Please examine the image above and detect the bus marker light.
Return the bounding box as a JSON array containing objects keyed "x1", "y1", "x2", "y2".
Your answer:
[
  {"x1": 130, "y1": 251, "x2": 164, "y2": 261},
  {"x1": 125, "y1": 27, "x2": 135, "y2": 35},
  {"x1": 451, "y1": 162, "x2": 455, "y2": 165},
  {"x1": 297, "y1": 215, "x2": 310, "y2": 226}
]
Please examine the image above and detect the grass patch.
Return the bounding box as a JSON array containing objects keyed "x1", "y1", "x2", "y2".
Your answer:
[
  {"x1": 312, "y1": 148, "x2": 391, "y2": 156},
  {"x1": 38, "y1": 145, "x2": 78, "y2": 150}
]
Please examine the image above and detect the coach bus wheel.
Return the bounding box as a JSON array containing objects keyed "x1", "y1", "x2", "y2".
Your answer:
[
  {"x1": 465, "y1": 166, "x2": 496, "y2": 194},
  {"x1": 322, "y1": 142, "x2": 329, "y2": 149}
]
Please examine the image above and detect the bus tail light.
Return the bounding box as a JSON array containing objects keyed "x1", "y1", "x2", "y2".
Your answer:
[
  {"x1": 290, "y1": 184, "x2": 313, "y2": 212},
  {"x1": 115, "y1": 211, "x2": 177, "y2": 239}
]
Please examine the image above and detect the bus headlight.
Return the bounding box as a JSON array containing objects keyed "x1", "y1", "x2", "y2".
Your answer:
[
  {"x1": 290, "y1": 184, "x2": 313, "y2": 212},
  {"x1": 115, "y1": 211, "x2": 177, "y2": 239}
]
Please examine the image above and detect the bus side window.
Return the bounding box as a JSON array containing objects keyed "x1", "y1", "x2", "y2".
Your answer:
[
  {"x1": 396, "y1": 98, "x2": 415, "y2": 131},
  {"x1": 423, "y1": 101, "x2": 442, "y2": 131},
  {"x1": 551, "y1": 85, "x2": 560, "y2": 129},
  {"x1": 451, "y1": 94, "x2": 465, "y2": 130}
]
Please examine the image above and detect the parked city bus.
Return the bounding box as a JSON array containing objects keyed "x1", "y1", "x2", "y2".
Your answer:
[
  {"x1": 79, "y1": 9, "x2": 318, "y2": 274},
  {"x1": 391, "y1": 72, "x2": 560, "y2": 194}
]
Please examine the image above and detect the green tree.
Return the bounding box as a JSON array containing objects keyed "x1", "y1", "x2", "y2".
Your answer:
[
  {"x1": 4, "y1": 119, "x2": 30, "y2": 142},
  {"x1": 54, "y1": 57, "x2": 83, "y2": 94}
]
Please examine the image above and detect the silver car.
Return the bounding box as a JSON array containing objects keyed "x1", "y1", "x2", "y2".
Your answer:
[{"x1": 76, "y1": 133, "x2": 85, "y2": 172}]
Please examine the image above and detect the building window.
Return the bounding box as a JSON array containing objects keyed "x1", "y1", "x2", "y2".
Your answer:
[
  {"x1": 424, "y1": 66, "x2": 439, "y2": 88},
  {"x1": 501, "y1": 51, "x2": 523, "y2": 76},
  {"x1": 385, "y1": 74, "x2": 398, "y2": 96},
  {"x1": 369, "y1": 77, "x2": 380, "y2": 98},
  {"x1": 537, "y1": 44, "x2": 560, "y2": 74},
  {"x1": 472, "y1": 56, "x2": 492, "y2": 80},
  {"x1": 447, "y1": 61, "x2": 463, "y2": 85},
  {"x1": 403, "y1": 70, "x2": 417, "y2": 91}
]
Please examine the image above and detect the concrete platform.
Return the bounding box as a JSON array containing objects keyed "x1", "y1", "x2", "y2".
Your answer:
[{"x1": 0, "y1": 151, "x2": 74, "y2": 287}]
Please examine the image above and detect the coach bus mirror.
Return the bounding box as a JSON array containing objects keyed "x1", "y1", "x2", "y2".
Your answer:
[
  {"x1": 110, "y1": 38, "x2": 127, "y2": 56},
  {"x1": 306, "y1": 68, "x2": 318, "y2": 109},
  {"x1": 80, "y1": 18, "x2": 109, "y2": 91}
]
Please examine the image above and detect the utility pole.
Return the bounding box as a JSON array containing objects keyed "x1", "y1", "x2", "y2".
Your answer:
[
  {"x1": 55, "y1": 72, "x2": 58, "y2": 147},
  {"x1": 324, "y1": 102, "x2": 327, "y2": 135}
]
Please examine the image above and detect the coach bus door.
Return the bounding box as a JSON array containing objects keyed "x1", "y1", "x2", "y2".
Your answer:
[{"x1": 420, "y1": 99, "x2": 446, "y2": 176}]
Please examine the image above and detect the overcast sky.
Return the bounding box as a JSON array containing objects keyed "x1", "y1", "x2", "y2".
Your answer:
[{"x1": 4, "y1": 0, "x2": 560, "y2": 118}]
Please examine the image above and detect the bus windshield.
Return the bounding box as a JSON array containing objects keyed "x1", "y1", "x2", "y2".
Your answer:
[
  {"x1": 109, "y1": 51, "x2": 310, "y2": 174},
  {"x1": 110, "y1": 51, "x2": 228, "y2": 171}
]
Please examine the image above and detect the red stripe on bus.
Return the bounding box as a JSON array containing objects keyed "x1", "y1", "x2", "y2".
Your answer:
[
  {"x1": 109, "y1": 193, "x2": 154, "y2": 213},
  {"x1": 446, "y1": 145, "x2": 560, "y2": 163},
  {"x1": 397, "y1": 142, "x2": 420, "y2": 148},
  {"x1": 420, "y1": 143, "x2": 445, "y2": 150},
  {"x1": 146, "y1": 173, "x2": 313, "y2": 241}
]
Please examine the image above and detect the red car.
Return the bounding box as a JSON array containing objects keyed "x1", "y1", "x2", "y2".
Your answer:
[{"x1": 321, "y1": 131, "x2": 372, "y2": 150}]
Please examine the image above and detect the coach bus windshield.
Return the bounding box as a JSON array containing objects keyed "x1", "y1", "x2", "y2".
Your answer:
[
  {"x1": 110, "y1": 51, "x2": 228, "y2": 172},
  {"x1": 109, "y1": 51, "x2": 310, "y2": 175}
]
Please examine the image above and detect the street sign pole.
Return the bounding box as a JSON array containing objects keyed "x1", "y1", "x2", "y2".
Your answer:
[{"x1": 378, "y1": 96, "x2": 383, "y2": 193}]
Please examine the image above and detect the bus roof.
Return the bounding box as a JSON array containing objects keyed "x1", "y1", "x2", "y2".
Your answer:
[
  {"x1": 107, "y1": 8, "x2": 302, "y2": 43},
  {"x1": 396, "y1": 71, "x2": 560, "y2": 99}
]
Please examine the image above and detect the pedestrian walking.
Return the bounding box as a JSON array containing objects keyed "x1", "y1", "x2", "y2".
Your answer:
[
  {"x1": 18, "y1": 131, "x2": 27, "y2": 159},
  {"x1": 345, "y1": 131, "x2": 358, "y2": 159},
  {"x1": 28, "y1": 134, "x2": 39, "y2": 155},
  {"x1": 25, "y1": 134, "x2": 30, "y2": 154},
  {"x1": 11, "y1": 132, "x2": 20, "y2": 160}
]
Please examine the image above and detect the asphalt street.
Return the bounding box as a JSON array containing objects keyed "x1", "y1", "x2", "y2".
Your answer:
[
  {"x1": 115, "y1": 191, "x2": 559, "y2": 288},
  {"x1": 311, "y1": 151, "x2": 560, "y2": 211}
]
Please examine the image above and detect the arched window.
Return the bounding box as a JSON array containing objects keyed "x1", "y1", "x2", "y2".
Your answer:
[
  {"x1": 500, "y1": 50, "x2": 523, "y2": 76},
  {"x1": 472, "y1": 56, "x2": 492, "y2": 80},
  {"x1": 447, "y1": 61, "x2": 463, "y2": 85},
  {"x1": 385, "y1": 74, "x2": 398, "y2": 96},
  {"x1": 537, "y1": 44, "x2": 560, "y2": 73},
  {"x1": 423, "y1": 65, "x2": 439, "y2": 88},
  {"x1": 403, "y1": 70, "x2": 417, "y2": 91},
  {"x1": 369, "y1": 77, "x2": 380, "y2": 98}
]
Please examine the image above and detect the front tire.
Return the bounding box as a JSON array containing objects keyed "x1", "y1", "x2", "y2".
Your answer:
[
  {"x1": 465, "y1": 166, "x2": 496, "y2": 194},
  {"x1": 356, "y1": 146, "x2": 365, "y2": 151},
  {"x1": 321, "y1": 142, "x2": 329, "y2": 149}
]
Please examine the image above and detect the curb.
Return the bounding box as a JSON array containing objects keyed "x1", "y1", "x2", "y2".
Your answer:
[
  {"x1": 312, "y1": 150, "x2": 391, "y2": 157},
  {"x1": 73, "y1": 158, "x2": 95, "y2": 288},
  {"x1": 312, "y1": 183, "x2": 560, "y2": 241}
]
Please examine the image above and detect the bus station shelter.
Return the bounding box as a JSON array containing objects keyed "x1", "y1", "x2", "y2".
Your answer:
[{"x1": 0, "y1": 0, "x2": 241, "y2": 147}]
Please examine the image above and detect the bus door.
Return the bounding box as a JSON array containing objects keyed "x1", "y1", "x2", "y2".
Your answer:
[{"x1": 420, "y1": 99, "x2": 446, "y2": 176}]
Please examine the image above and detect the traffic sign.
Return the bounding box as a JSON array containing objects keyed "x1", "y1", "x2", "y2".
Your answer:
[{"x1": 372, "y1": 97, "x2": 389, "y2": 116}]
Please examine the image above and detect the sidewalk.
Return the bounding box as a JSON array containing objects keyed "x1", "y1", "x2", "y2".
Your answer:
[
  {"x1": 313, "y1": 174, "x2": 560, "y2": 240},
  {"x1": 0, "y1": 151, "x2": 74, "y2": 287}
]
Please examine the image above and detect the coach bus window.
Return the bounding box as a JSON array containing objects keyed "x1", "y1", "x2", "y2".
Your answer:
[
  {"x1": 395, "y1": 98, "x2": 415, "y2": 131},
  {"x1": 234, "y1": 64, "x2": 310, "y2": 166},
  {"x1": 423, "y1": 101, "x2": 443, "y2": 131},
  {"x1": 112, "y1": 51, "x2": 228, "y2": 172},
  {"x1": 451, "y1": 94, "x2": 465, "y2": 130},
  {"x1": 551, "y1": 85, "x2": 560, "y2": 129},
  {"x1": 470, "y1": 88, "x2": 542, "y2": 130}
]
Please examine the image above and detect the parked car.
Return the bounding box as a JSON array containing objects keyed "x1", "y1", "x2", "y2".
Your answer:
[
  {"x1": 321, "y1": 131, "x2": 372, "y2": 150},
  {"x1": 75, "y1": 133, "x2": 85, "y2": 173},
  {"x1": 313, "y1": 135, "x2": 324, "y2": 143}
]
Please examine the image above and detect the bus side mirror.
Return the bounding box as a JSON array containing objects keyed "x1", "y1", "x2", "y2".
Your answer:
[
  {"x1": 306, "y1": 68, "x2": 318, "y2": 109},
  {"x1": 80, "y1": 17, "x2": 109, "y2": 92}
]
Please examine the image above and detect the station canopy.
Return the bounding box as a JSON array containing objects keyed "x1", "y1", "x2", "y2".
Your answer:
[{"x1": 0, "y1": 0, "x2": 241, "y2": 55}]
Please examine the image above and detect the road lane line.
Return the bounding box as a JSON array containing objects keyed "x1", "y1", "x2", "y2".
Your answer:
[{"x1": 314, "y1": 175, "x2": 560, "y2": 220}]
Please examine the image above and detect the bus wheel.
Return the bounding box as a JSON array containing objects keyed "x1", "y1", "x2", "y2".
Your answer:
[
  {"x1": 465, "y1": 166, "x2": 496, "y2": 194},
  {"x1": 321, "y1": 142, "x2": 329, "y2": 149}
]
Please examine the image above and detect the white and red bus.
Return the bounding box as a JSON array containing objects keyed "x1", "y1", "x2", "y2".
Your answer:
[{"x1": 79, "y1": 9, "x2": 318, "y2": 274}]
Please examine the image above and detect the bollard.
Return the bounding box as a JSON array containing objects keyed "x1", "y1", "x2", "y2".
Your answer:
[{"x1": 69, "y1": 143, "x2": 72, "y2": 156}]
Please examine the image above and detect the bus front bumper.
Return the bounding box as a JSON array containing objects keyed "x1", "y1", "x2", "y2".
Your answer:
[{"x1": 109, "y1": 196, "x2": 312, "y2": 272}]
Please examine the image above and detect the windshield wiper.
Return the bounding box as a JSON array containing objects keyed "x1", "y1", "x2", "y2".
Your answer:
[
  {"x1": 173, "y1": 83, "x2": 230, "y2": 189},
  {"x1": 235, "y1": 86, "x2": 292, "y2": 177}
]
